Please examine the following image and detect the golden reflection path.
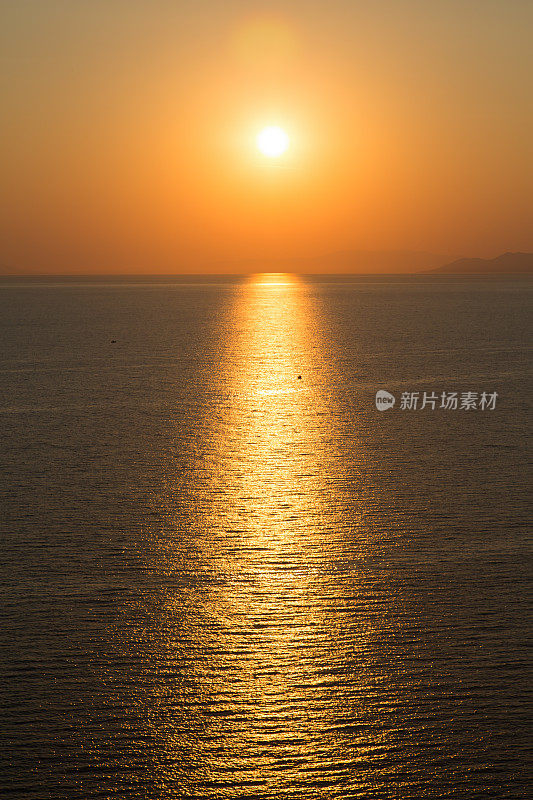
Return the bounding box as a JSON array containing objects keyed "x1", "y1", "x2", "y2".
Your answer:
[{"x1": 135, "y1": 274, "x2": 403, "y2": 798}]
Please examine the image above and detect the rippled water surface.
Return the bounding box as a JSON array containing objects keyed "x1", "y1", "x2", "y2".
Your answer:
[{"x1": 0, "y1": 275, "x2": 531, "y2": 799}]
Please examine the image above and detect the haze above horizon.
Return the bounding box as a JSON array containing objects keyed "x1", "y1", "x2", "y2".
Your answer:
[{"x1": 1, "y1": 0, "x2": 532, "y2": 274}]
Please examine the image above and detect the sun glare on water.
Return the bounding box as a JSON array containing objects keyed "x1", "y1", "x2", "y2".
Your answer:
[{"x1": 256, "y1": 126, "x2": 290, "y2": 157}]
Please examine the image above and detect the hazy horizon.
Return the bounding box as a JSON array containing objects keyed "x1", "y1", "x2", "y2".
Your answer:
[{"x1": 2, "y1": 248, "x2": 532, "y2": 278}]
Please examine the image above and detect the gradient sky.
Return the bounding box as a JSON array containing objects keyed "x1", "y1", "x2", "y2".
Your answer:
[{"x1": 1, "y1": 0, "x2": 532, "y2": 273}]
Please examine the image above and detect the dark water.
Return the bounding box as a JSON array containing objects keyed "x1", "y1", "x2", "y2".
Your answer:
[{"x1": 0, "y1": 275, "x2": 531, "y2": 799}]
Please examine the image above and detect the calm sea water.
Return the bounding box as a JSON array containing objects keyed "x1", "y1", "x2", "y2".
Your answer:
[{"x1": 0, "y1": 275, "x2": 531, "y2": 799}]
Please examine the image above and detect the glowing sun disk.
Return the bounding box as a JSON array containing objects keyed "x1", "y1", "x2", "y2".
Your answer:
[{"x1": 256, "y1": 126, "x2": 290, "y2": 157}]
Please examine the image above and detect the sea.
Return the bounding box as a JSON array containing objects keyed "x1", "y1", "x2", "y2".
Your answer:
[{"x1": 0, "y1": 274, "x2": 531, "y2": 799}]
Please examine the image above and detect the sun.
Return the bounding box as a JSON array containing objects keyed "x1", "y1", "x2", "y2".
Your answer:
[{"x1": 256, "y1": 126, "x2": 290, "y2": 158}]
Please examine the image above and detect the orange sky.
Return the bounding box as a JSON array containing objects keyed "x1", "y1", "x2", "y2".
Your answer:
[{"x1": 1, "y1": 0, "x2": 532, "y2": 273}]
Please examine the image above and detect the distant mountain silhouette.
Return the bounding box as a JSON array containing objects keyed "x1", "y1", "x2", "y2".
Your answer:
[{"x1": 426, "y1": 252, "x2": 533, "y2": 274}]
